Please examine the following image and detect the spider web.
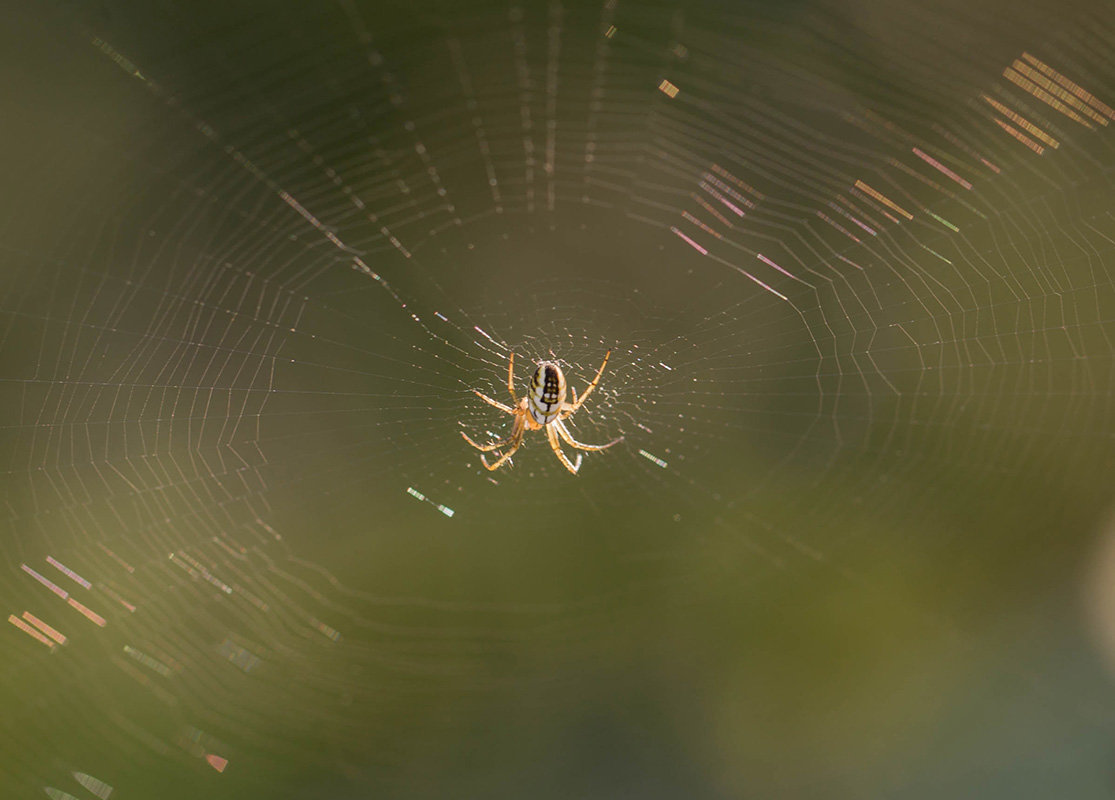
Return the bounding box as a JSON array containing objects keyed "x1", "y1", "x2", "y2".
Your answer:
[{"x1": 3, "y1": 0, "x2": 1115, "y2": 796}]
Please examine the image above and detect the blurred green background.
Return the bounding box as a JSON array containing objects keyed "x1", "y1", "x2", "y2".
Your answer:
[{"x1": 3, "y1": 0, "x2": 1115, "y2": 797}]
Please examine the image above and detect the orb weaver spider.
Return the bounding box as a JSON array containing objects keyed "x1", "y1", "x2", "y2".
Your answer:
[{"x1": 461, "y1": 350, "x2": 623, "y2": 474}]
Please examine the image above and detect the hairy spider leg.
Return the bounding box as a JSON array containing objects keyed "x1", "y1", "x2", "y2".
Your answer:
[
  {"x1": 546, "y1": 424, "x2": 583, "y2": 474},
  {"x1": 554, "y1": 418, "x2": 623, "y2": 452},
  {"x1": 473, "y1": 389, "x2": 515, "y2": 414},
  {"x1": 563, "y1": 349, "x2": 611, "y2": 415},
  {"x1": 460, "y1": 428, "x2": 516, "y2": 452},
  {"x1": 479, "y1": 414, "x2": 526, "y2": 471}
]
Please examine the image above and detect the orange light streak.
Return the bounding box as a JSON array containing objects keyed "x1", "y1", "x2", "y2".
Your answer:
[
  {"x1": 23, "y1": 612, "x2": 66, "y2": 645},
  {"x1": 1003, "y1": 68, "x2": 1094, "y2": 128},
  {"x1": 1022, "y1": 52, "x2": 1115, "y2": 120},
  {"x1": 1010, "y1": 60, "x2": 1107, "y2": 125},
  {"x1": 67, "y1": 597, "x2": 107, "y2": 627},
  {"x1": 981, "y1": 95, "x2": 1059, "y2": 147},
  {"x1": 8, "y1": 615, "x2": 54, "y2": 649},
  {"x1": 692, "y1": 194, "x2": 732, "y2": 227},
  {"x1": 853, "y1": 181, "x2": 912, "y2": 221},
  {"x1": 992, "y1": 118, "x2": 1044, "y2": 154},
  {"x1": 682, "y1": 211, "x2": 722, "y2": 238}
]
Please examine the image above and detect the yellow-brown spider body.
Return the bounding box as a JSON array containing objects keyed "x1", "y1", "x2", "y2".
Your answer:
[{"x1": 461, "y1": 351, "x2": 622, "y2": 474}]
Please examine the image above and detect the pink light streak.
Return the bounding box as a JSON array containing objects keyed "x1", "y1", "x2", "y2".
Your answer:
[
  {"x1": 701, "y1": 173, "x2": 755, "y2": 209},
  {"x1": 22, "y1": 564, "x2": 68, "y2": 600},
  {"x1": 682, "y1": 211, "x2": 721, "y2": 238},
  {"x1": 816, "y1": 211, "x2": 861, "y2": 244},
  {"x1": 706, "y1": 253, "x2": 788, "y2": 301},
  {"x1": 47, "y1": 556, "x2": 91, "y2": 589},
  {"x1": 757, "y1": 253, "x2": 798, "y2": 281},
  {"x1": 828, "y1": 201, "x2": 877, "y2": 236},
  {"x1": 699, "y1": 182, "x2": 745, "y2": 217},
  {"x1": 671, "y1": 226, "x2": 708, "y2": 255},
  {"x1": 912, "y1": 148, "x2": 973, "y2": 190}
]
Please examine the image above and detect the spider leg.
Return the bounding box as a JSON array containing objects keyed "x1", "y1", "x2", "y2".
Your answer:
[
  {"x1": 506, "y1": 352, "x2": 517, "y2": 403},
  {"x1": 557, "y1": 385, "x2": 579, "y2": 420},
  {"x1": 473, "y1": 389, "x2": 515, "y2": 414},
  {"x1": 564, "y1": 349, "x2": 612, "y2": 414},
  {"x1": 554, "y1": 418, "x2": 623, "y2": 451},
  {"x1": 479, "y1": 415, "x2": 525, "y2": 471},
  {"x1": 546, "y1": 424, "x2": 582, "y2": 474},
  {"x1": 460, "y1": 428, "x2": 515, "y2": 453}
]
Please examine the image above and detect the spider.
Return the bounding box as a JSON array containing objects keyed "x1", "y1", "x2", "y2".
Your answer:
[{"x1": 461, "y1": 350, "x2": 623, "y2": 474}]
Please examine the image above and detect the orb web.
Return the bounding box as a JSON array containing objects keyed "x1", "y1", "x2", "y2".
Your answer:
[{"x1": 3, "y1": 0, "x2": 1115, "y2": 796}]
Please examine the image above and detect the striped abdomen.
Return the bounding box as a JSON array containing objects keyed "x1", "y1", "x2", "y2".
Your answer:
[{"x1": 528, "y1": 361, "x2": 566, "y2": 425}]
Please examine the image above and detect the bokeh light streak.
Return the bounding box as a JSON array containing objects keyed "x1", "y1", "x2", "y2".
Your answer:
[
  {"x1": 658, "y1": 79, "x2": 680, "y2": 98},
  {"x1": 123, "y1": 645, "x2": 173, "y2": 677},
  {"x1": 911, "y1": 147, "x2": 974, "y2": 190},
  {"x1": 44, "y1": 788, "x2": 80, "y2": 800},
  {"x1": 699, "y1": 182, "x2": 746, "y2": 217},
  {"x1": 73, "y1": 772, "x2": 114, "y2": 800},
  {"x1": 710, "y1": 164, "x2": 763, "y2": 200},
  {"x1": 1002, "y1": 66, "x2": 1095, "y2": 127},
  {"x1": 1022, "y1": 51, "x2": 1115, "y2": 119},
  {"x1": 930, "y1": 123, "x2": 1002, "y2": 173},
  {"x1": 638, "y1": 449, "x2": 669, "y2": 469},
  {"x1": 96, "y1": 543, "x2": 134, "y2": 573},
  {"x1": 98, "y1": 585, "x2": 136, "y2": 612},
  {"x1": 816, "y1": 211, "x2": 862, "y2": 244},
  {"x1": 671, "y1": 227, "x2": 708, "y2": 255},
  {"x1": 311, "y1": 618, "x2": 342, "y2": 642},
  {"x1": 22, "y1": 612, "x2": 66, "y2": 645},
  {"x1": 852, "y1": 180, "x2": 914, "y2": 221},
  {"x1": 405, "y1": 486, "x2": 456, "y2": 518},
  {"x1": 217, "y1": 637, "x2": 262, "y2": 673},
  {"x1": 1009, "y1": 59, "x2": 1108, "y2": 125},
  {"x1": 836, "y1": 254, "x2": 865, "y2": 271},
  {"x1": 682, "y1": 211, "x2": 722, "y2": 238},
  {"x1": 702, "y1": 173, "x2": 756, "y2": 210},
  {"x1": 993, "y1": 117, "x2": 1046, "y2": 154},
  {"x1": 46, "y1": 556, "x2": 92, "y2": 590},
  {"x1": 756, "y1": 253, "x2": 800, "y2": 283},
  {"x1": 66, "y1": 598, "x2": 106, "y2": 627},
  {"x1": 827, "y1": 200, "x2": 877, "y2": 236},
  {"x1": 8, "y1": 614, "x2": 55, "y2": 649},
  {"x1": 21, "y1": 564, "x2": 68, "y2": 600},
  {"x1": 692, "y1": 193, "x2": 733, "y2": 227},
  {"x1": 981, "y1": 94, "x2": 1061, "y2": 148},
  {"x1": 848, "y1": 187, "x2": 902, "y2": 224},
  {"x1": 706, "y1": 252, "x2": 789, "y2": 301}
]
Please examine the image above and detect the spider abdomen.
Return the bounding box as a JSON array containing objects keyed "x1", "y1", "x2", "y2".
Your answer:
[{"x1": 528, "y1": 362, "x2": 566, "y2": 425}]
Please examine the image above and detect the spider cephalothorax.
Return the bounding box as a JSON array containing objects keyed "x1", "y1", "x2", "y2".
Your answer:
[{"x1": 461, "y1": 351, "x2": 623, "y2": 474}]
